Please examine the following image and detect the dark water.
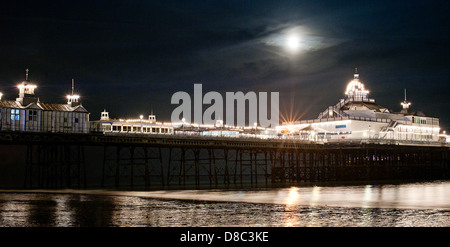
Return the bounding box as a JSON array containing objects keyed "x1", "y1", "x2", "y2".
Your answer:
[{"x1": 0, "y1": 181, "x2": 449, "y2": 227}]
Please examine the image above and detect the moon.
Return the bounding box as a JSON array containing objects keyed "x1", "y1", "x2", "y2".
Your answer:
[{"x1": 286, "y1": 34, "x2": 301, "y2": 53}]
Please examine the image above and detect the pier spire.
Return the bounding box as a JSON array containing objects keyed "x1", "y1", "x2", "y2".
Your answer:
[
  {"x1": 353, "y1": 67, "x2": 359, "y2": 79},
  {"x1": 67, "y1": 78, "x2": 80, "y2": 107},
  {"x1": 400, "y1": 88, "x2": 411, "y2": 113}
]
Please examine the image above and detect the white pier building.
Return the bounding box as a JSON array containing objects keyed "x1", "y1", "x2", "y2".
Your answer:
[
  {"x1": 93, "y1": 110, "x2": 174, "y2": 135},
  {"x1": 278, "y1": 69, "x2": 443, "y2": 144},
  {"x1": 0, "y1": 70, "x2": 89, "y2": 133}
]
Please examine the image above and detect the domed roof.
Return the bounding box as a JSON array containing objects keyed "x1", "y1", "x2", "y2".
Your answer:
[{"x1": 345, "y1": 68, "x2": 369, "y2": 99}]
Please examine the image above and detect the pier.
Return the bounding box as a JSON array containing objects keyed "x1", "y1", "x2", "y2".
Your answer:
[
  {"x1": 0, "y1": 131, "x2": 448, "y2": 189},
  {"x1": 1, "y1": 68, "x2": 448, "y2": 189}
]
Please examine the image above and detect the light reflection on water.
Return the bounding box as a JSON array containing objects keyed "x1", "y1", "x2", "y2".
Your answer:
[{"x1": 0, "y1": 181, "x2": 449, "y2": 227}]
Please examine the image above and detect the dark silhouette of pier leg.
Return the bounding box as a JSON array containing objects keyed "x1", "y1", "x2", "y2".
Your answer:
[
  {"x1": 102, "y1": 145, "x2": 164, "y2": 189},
  {"x1": 25, "y1": 144, "x2": 86, "y2": 189}
]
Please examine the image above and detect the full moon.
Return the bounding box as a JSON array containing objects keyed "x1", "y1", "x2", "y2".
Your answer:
[{"x1": 286, "y1": 34, "x2": 301, "y2": 53}]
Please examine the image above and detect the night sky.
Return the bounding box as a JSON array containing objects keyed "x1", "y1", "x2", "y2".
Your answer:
[{"x1": 0, "y1": 0, "x2": 448, "y2": 130}]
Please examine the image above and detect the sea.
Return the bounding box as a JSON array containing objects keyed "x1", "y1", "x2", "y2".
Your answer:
[{"x1": 0, "y1": 180, "x2": 449, "y2": 227}]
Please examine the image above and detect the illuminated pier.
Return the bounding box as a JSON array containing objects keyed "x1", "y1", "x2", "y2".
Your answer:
[{"x1": 0, "y1": 69, "x2": 448, "y2": 189}]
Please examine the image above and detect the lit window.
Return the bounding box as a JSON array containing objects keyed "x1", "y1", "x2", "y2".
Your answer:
[{"x1": 11, "y1": 109, "x2": 20, "y2": 121}]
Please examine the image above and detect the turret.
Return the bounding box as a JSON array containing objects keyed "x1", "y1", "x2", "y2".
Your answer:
[
  {"x1": 148, "y1": 114, "x2": 156, "y2": 123},
  {"x1": 100, "y1": 110, "x2": 110, "y2": 121},
  {"x1": 16, "y1": 68, "x2": 38, "y2": 106},
  {"x1": 66, "y1": 78, "x2": 81, "y2": 107}
]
